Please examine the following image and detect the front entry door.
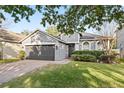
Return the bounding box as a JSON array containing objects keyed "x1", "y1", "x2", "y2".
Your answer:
[{"x1": 68, "y1": 44, "x2": 75, "y2": 57}]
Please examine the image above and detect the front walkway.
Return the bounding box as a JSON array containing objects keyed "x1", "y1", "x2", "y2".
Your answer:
[{"x1": 0, "y1": 59, "x2": 69, "y2": 84}]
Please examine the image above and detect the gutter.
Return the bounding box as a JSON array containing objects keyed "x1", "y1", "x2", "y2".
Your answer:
[{"x1": 0, "y1": 40, "x2": 20, "y2": 44}]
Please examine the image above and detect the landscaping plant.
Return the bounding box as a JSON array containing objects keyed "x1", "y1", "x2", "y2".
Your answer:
[
  {"x1": 72, "y1": 50, "x2": 104, "y2": 61},
  {"x1": 99, "y1": 55, "x2": 116, "y2": 63},
  {"x1": 71, "y1": 54, "x2": 97, "y2": 62},
  {"x1": 18, "y1": 50, "x2": 26, "y2": 60}
]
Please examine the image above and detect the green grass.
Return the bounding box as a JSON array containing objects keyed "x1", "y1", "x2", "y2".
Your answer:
[
  {"x1": 0, "y1": 58, "x2": 20, "y2": 64},
  {"x1": 0, "y1": 62, "x2": 124, "y2": 88},
  {"x1": 115, "y1": 58, "x2": 124, "y2": 63}
]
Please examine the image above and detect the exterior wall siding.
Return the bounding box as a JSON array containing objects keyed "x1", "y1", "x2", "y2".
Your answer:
[
  {"x1": 75, "y1": 43, "x2": 80, "y2": 50},
  {"x1": 55, "y1": 42, "x2": 68, "y2": 60}
]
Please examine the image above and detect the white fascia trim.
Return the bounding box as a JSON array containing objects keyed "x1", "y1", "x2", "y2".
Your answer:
[
  {"x1": 24, "y1": 43, "x2": 56, "y2": 46},
  {"x1": 78, "y1": 33, "x2": 80, "y2": 43},
  {"x1": 66, "y1": 42, "x2": 80, "y2": 44},
  {"x1": 80, "y1": 39, "x2": 98, "y2": 41}
]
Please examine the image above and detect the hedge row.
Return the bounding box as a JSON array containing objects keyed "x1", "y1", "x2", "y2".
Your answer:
[
  {"x1": 72, "y1": 50, "x2": 104, "y2": 59},
  {"x1": 71, "y1": 54, "x2": 97, "y2": 62}
]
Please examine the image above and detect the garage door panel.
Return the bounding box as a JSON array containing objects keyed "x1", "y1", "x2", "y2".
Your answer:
[{"x1": 26, "y1": 45, "x2": 55, "y2": 60}]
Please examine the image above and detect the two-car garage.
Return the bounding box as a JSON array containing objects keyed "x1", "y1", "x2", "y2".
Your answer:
[{"x1": 25, "y1": 45, "x2": 55, "y2": 60}]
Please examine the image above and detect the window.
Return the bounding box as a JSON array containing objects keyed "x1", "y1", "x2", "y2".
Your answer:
[
  {"x1": 83, "y1": 42, "x2": 89, "y2": 50},
  {"x1": 97, "y1": 41, "x2": 102, "y2": 50}
]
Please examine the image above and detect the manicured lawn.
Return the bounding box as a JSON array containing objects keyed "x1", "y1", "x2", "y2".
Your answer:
[
  {"x1": 0, "y1": 58, "x2": 20, "y2": 64},
  {"x1": 0, "y1": 62, "x2": 124, "y2": 88}
]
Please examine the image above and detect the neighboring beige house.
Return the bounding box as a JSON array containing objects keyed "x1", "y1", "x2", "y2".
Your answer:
[{"x1": 0, "y1": 29, "x2": 25, "y2": 59}]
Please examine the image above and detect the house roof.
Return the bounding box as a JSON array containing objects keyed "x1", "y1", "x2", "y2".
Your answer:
[
  {"x1": 20, "y1": 30, "x2": 67, "y2": 44},
  {"x1": 0, "y1": 29, "x2": 26, "y2": 43},
  {"x1": 80, "y1": 33, "x2": 102, "y2": 39},
  {"x1": 80, "y1": 32, "x2": 112, "y2": 40}
]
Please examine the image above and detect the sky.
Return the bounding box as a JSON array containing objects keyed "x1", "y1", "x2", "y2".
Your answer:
[{"x1": 2, "y1": 11, "x2": 48, "y2": 33}]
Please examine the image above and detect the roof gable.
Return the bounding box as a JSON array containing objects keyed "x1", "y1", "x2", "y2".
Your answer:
[{"x1": 20, "y1": 30, "x2": 66, "y2": 44}]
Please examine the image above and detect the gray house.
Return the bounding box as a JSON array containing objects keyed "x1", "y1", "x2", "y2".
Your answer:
[{"x1": 21, "y1": 30, "x2": 105, "y2": 61}]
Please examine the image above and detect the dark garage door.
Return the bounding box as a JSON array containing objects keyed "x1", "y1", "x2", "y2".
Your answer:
[{"x1": 26, "y1": 45, "x2": 55, "y2": 60}]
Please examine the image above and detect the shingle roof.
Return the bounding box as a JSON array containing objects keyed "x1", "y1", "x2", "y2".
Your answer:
[
  {"x1": 0, "y1": 29, "x2": 25, "y2": 43},
  {"x1": 80, "y1": 33, "x2": 103, "y2": 39}
]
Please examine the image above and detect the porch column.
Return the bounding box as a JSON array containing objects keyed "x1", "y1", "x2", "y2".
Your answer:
[
  {"x1": 107, "y1": 40, "x2": 110, "y2": 50},
  {"x1": 95, "y1": 41, "x2": 97, "y2": 50},
  {"x1": 89, "y1": 42, "x2": 92, "y2": 50}
]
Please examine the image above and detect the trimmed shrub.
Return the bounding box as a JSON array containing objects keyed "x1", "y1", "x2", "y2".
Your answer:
[
  {"x1": 99, "y1": 55, "x2": 116, "y2": 63},
  {"x1": 18, "y1": 50, "x2": 26, "y2": 60},
  {"x1": 71, "y1": 54, "x2": 97, "y2": 62},
  {"x1": 72, "y1": 50, "x2": 104, "y2": 59}
]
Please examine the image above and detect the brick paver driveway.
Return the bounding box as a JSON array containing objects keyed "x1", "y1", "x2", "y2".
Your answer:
[{"x1": 0, "y1": 59, "x2": 69, "y2": 84}]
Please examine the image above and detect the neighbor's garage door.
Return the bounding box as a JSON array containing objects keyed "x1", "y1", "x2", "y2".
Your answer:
[{"x1": 25, "y1": 45, "x2": 55, "y2": 60}]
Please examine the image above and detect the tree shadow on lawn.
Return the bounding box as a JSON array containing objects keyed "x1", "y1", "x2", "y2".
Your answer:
[
  {"x1": 90, "y1": 64, "x2": 124, "y2": 83},
  {"x1": 1, "y1": 63, "x2": 124, "y2": 88},
  {"x1": 85, "y1": 66, "x2": 124, "y2": 87}
]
